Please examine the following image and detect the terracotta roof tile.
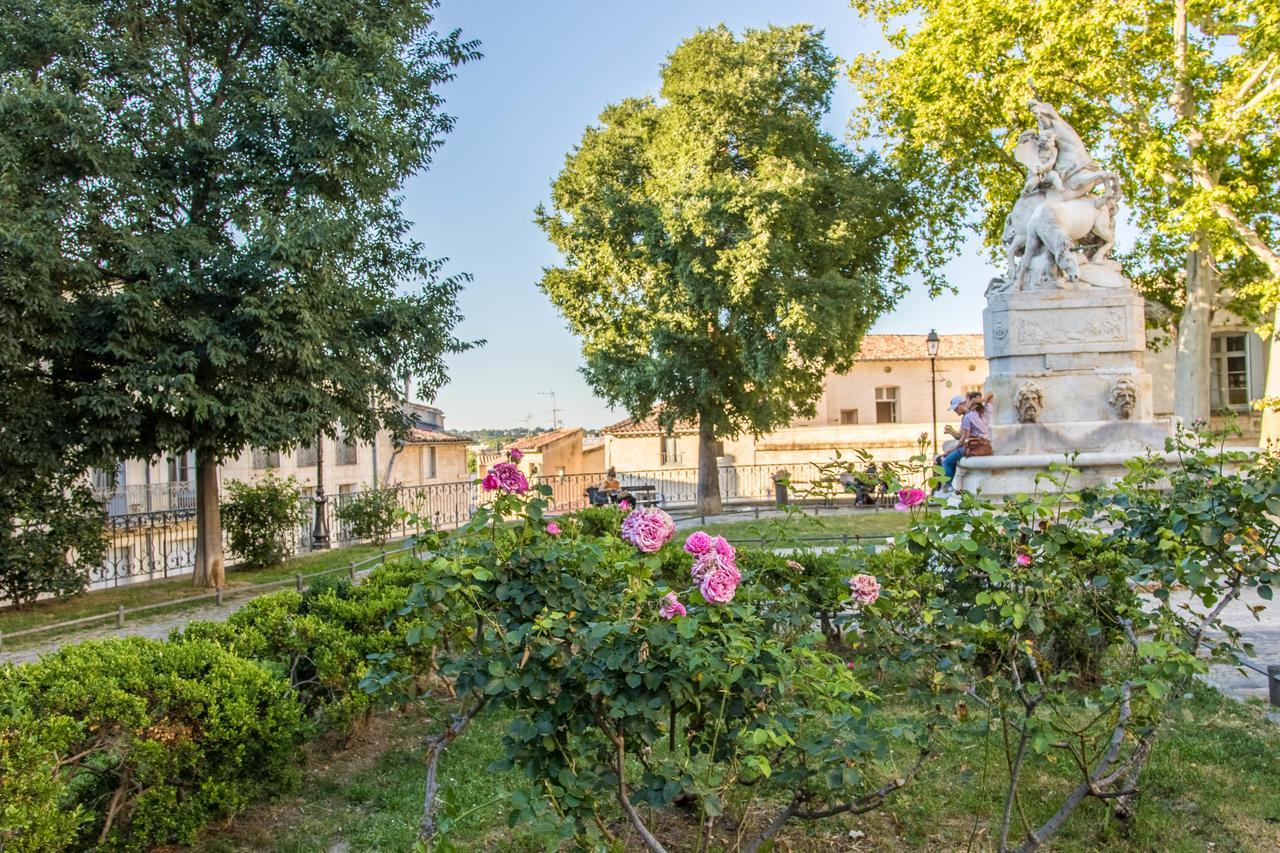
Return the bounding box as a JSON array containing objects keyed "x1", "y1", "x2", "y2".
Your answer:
[
  {"x1": 601, "y1": 408, "x2": 699, "y2": 437},
  {"x1": 405, "y1": 428, "x2": 472, "y2": 445},
  {"x1": 507, "y1": 426, "x2": 583, "y2": 451},
  {"x1": 854, "y1": 334, "x2": 985, "y2": 361}
]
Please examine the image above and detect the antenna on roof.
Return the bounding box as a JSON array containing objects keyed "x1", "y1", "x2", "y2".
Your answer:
[{"x1": 538, "y1": 390, "x2": 562, "y2": 430}]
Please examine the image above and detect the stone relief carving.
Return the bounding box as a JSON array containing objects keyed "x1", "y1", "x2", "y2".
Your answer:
[
  {"x1": 1109, "y1": 376, "x2": 1138, "y2": 420},
  {"x1": 987, "y1": 99, "x2": 1126, "y2": 294},
  {"x1": 1013, "y1": 312, "x2": 1124, "y2": 345},
  {"x1": 1014, "y1": 381, "x2": 1044, "y2": 424}
]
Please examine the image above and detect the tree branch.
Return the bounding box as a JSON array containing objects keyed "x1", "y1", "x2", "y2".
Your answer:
[{"x1": 419, "y1": 695, "x2": 489, "y2": 844}]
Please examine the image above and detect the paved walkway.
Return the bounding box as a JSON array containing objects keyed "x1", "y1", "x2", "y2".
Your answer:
[{"x1": 1177, "y1": 588, "x2": 1280, "y2": 705}]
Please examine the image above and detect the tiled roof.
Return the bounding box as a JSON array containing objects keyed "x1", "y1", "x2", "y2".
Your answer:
[
  {"x1": 507, "y1": 426, "x2": 583, "y2": 451},
  {"x1": 582, "y1": 436, "x2": 605, "y2": 450},
  {"x1": 855, "y1": 334, "x2": 985, "y2": 361},
  {"x1": 405, "y1": 428, "x2": 472, "y2": 445},
  {"x1": 601, "y1": 408, "x2": 699, "y2": 437}
]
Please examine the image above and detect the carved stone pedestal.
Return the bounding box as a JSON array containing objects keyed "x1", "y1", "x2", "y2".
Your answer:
[{"x1": 955, "y1": 284, "x2": 1173, "y2": 495}]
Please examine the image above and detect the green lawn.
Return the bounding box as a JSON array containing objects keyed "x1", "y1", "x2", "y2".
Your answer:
[
  {"x1": 692, "y1": 508, "x2": 910, "y2": 544},
  {"x1": 0, "y1": 540, "x2": 409, "y2": 644},
  {"x1": 192, "y1": 684, "x2": 1280, "y2": 852}
]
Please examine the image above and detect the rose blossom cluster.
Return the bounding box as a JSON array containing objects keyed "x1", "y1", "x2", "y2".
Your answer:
[
  {"x1": 848, "y1": 573, "x2": 881, "y2": 606},
  {"x1": 481, "y1": 462, "x2": 529, "y2": 494},
  {"x1": 685, "y1": 531, "x2": 741, "y2": 604},
  {"x1": 620, "y1": 507, "x2": 675, "y2": 553},
  {"x1": 658, "y1": 591, "x2": 687, "y2": 620}
]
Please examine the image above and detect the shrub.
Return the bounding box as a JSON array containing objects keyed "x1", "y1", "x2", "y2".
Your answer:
[
  {"x1": 0, "y1": 479, "x2": 105, "y2": 607},
  {"x1": 221, "y1": 470, "x2": 306, "y2": 569},
  {"x1": 564, "y1": 504, "x2": 625, "y2": 538},
  {"x1": 334, "y1": 487, "x2": 402, "y2": 545},
  {"x1": 0, "y1": 700, "x2": 87, "y2": 852},
  {"x1": 1, "y1": 637, "x2": 306, "y2": 851}
]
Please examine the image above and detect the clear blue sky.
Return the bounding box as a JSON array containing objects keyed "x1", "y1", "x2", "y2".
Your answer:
[{"x1": 409, "y1": 0, "x2": 999, "y2": 432}]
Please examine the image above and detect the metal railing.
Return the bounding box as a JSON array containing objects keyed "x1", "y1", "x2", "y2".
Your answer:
[{"x1": 93, "y1": 482, "x2": 197, "y2": 516}]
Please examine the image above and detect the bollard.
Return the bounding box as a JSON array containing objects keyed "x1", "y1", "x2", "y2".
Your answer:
[
  {"x1": 295, "y1": 573, "x2": 303, "y2": 592},
  {"x1": 843, "y1": 534, "x2": 849, "y2": 546},
  {"x1": 348, "y1": 561, "x2": 356, "y2": 581},
  {"x1": 215, "y1": 587, "x2": 223, "y2": 606},
  {"x1": 1269, "y1": 664, "x2": 1280, "y2": 709},
  {"x1": 116, "y1": 604, "x2": 125, "y2": 628},
  {"x1": 754, "y1": 505, "x2": 760, "y2": 521}
]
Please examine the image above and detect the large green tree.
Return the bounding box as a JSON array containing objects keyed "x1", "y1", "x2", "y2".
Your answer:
[
  {"x1": 537, "y1": 25, "x2": 914, "y2": 513},
  {"x1": 850, "y1": 0, "x2": 1280, "y2": 430},
  {"x1": 0, "y1": 0, "x2": 477, "y2": 586}
]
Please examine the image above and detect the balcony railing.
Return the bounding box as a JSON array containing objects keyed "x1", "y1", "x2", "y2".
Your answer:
[{"x1": 93, "y1": 482, "x2": 197, "y2": 516}]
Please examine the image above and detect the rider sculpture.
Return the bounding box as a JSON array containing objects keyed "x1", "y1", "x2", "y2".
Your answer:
[{"x1": 990, "y1": 100, "x2": 1123, "y2": 293}]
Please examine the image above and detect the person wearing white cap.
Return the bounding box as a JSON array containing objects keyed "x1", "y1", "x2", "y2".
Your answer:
[{"x1": 936, "y1": 395, "x2": 970, "y2": 493}]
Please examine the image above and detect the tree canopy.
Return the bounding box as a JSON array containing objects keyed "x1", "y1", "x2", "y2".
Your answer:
[
  {"x1": 537, "y1": 25, "x2": 914, "y2": 511},
  {"x1": 849, "y1": 0, "x2": 1280, "y2": 423},
  {"x1": 0, "y1": 0, "x2": 478, "y2": 584}
]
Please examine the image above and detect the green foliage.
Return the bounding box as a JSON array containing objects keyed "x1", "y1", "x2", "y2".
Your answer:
[
  {"x1": 0, "y1": 700, "x2": 87, "y2": 851},
  {"x1": 561, "y1": 504, "x2": 624, "y2": 539},
  {"x1": 849, "y1": 0, "x2": 1280, "y2": 320},
  {"x1": 335, "y1": 488, "x2": 403, "y2": 546},
  {"x1": 221, "y1": 471, "x2": 307, "y2": 570},
  {"x1": 0, "y1": 479, "x2": 104, "y2": 607},
  {"x1": 537, "y1": 25, "x2": 915, "y2": 504},
  {"x1": 0, "y1": 637, "x2": 306, "y2": 851}
]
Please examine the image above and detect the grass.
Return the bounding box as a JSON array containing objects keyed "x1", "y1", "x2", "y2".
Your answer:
[
  {"x1": 692, "y1": 507, "x2": 910, "y2": 543},
  {"x1": 0, "y1": 539, "x2": 407, "y2": 645},
  {"x1": 191, "y1": 684, "x2": 1280, "y2": 852}
]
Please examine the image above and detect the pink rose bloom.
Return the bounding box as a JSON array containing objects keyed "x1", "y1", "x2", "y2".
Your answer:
[
  {"x1": 618, "y1": 498, "x2": 632, "y2": 511},
  {"x1": 546, "y1": 522, "x2": 561, "y2": 537},
  {"x1": 847, "y1": 661, "x2": 856, "y2": 670},
  {"x1": 1015, "y1": 552, "x2": 1032, "y2": 567},
  {"x1": 683, "y1": 531, "x2": 713, "y2": 556},
  {"x1": 700, "y1": 567, "x2": 739, "y2": 604},
  {"x1": 849, "y1": 573, "x2": 881, "y2": 606},
  {"x1": 691, "y1": 551, "x2": 740, "y2": 584},
  {"x1": 620, "y1": 507, "x2": 676, "y2": 553},
  {"x1": 712, "y1": 536, "x2": 735, "y2": 561},
  {"x1": 483, "y1": 462, "x2": 529, "y2": 494},
  {"x1": 508, "y1": 447, "x2": 524, "y2": 462},
  {"x1": 658, "y1": 591, "x2": 686, "y2": 619},
  {"x1": 894, "y1": 488, "x2": 927, "y2": 511}
]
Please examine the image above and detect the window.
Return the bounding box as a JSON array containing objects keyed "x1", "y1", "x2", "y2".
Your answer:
[
  {"x1": 425, "y1": 446, "x2": 437, "y2": 480},
  {"x1": 660, "y1": 434, "x2": 683, "y2": 466},
  {"x1": 875, "y1": 387, "x2": 899, "y2": 424},
  {"x1": 336, "y1": 432, "x2": 358, "y2": 466},
  {"x1": 167, "y1": 451, "x2": 194, "y2": 483},
  {"x1": 296, "y1": 442, "x2": 318, "y2": 468},
  {"x1": 839, "y1": 409, "x2": 859, "y2": 425},
  {"x1": 252, "y1": 448, "x2": 280, "y2": 469},
  {"x1": 963, "y1": 384, "x2": 984, "y2": 397},
  {"x1": 1210, "y1": 333, "x2": 1251, "y2": 410},
  {"x1": 338, "y1": 483, "x2": 356, "y2": 495}
]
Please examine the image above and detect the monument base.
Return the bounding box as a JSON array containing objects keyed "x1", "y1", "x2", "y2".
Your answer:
[{"x1": 954, "y1": 449, "x2": 1178, "y2": 497}]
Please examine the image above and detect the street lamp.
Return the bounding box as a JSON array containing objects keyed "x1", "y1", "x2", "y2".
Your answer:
[
  {"x1": 926, "y1": 330, "x2": 941, "y2": 459},
  {"x1": 311, "y1": 432, "x2": 330, "y2": 549}
]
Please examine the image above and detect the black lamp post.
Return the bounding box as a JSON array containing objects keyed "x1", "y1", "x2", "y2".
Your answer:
[
  {"x1": 926, "y1": 330, "x2": 941, "y2": 458},
  {"x1": 311, "y1": 432, "x2": 330, "y2": 549}
]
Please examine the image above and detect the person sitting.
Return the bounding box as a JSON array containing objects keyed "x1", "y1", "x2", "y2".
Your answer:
[
  {"x1": 937, "y1": 396, "x2": 969, "y2": 492},
  {"x1": 601, "y1": 467, "x2": 621, "y2": 492},
  {"x1": 942, "y1": 392, "x2": 994, "y2": 492}
]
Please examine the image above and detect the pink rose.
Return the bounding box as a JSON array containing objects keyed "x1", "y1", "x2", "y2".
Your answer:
[
  {"x1": 849, "y1": 573, "x2": 881, "y2": 606},
  {"x1": 683, "y1": 531, "x2": 713, "y2": 556},
  {"x1": 894, "y1": 488, "x2": 927, "y2": 511},
  {"x1": 700, "y1": 567, "x2": 739, "y2": 604},
  {"x1": 658, "y1": 591, "x2": 686, "y2": 619},
  {"x1": 712, "y1": 536, "x2": 735, "y2": 561},
  {"x1": 846, "y1": 661, "x2": 856, "y2": 670},
  {"x1": 508, "y1": 447, "x2": 524, "y2": 462},
  {"x1": 691, "y1": 551, "x2": 740, "y2": 584},
  {"x1": 1015, "y1": 552, "x2": 1032, "y2": 567},
  {"x1": 618, "y1": 498, "x2": 632, "y2": 511},
  {"x1": 483, "y1": 462, "x2": 529, "y2": 494},
  {"x1": 620, "y1": 507, "x2": 676, "y2": 553},
  {"x1": 546, "y1": 522, "x2": 561, "y2": 537}
]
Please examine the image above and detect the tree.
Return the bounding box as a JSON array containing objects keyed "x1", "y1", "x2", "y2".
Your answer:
[
  {"x1": 0, "y1": 0, "x2": 478, "y2": 586},
  {"x1": 849, "y1": 0, "x2": 1280, "y2": 428},
  {"x1": 537, "y1": 25, "x2": 914, "y2": 513}
]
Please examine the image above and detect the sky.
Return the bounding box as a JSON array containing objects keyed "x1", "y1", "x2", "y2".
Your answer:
[{"x1": 409, "y1": 0, "x2": 1000, "y2": 432}]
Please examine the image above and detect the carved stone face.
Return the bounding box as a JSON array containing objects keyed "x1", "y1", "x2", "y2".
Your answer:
[
  {"x1": 1015, "y1": 382, "x2": 1044, "y2": 424},
  {"x1": 1109, "y1": 378, "x2": 1138, "y2": 420}
]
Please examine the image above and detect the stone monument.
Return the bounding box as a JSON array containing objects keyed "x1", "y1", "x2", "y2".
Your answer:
[{"x1": 955, "y1": 100, "x2": 1173, "y2": 495}]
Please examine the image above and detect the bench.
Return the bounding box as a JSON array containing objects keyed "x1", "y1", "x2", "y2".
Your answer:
[{"x1": 585, "y1": 484, "x2": 660, "y2": 508}]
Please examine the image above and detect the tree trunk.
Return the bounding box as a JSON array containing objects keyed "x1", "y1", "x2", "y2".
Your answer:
[
  {"x1": 1173, "y1": 240, "x2": 1215, "y2": 423},
  {"x1": 1261, "y1": 304, "x2": 1280, "y2": 450},
  {"x1": 193, "y1": 449, "x2": 225, "y2": 588},
  {"x1": 696, "y1": 417, "x2": 722, "y2": 516}
]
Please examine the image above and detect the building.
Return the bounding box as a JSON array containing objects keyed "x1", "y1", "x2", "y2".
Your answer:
[
  {"x1": 602, "y1": 334, "x2": 988, "y2": 471},
  {"x1": 504, "y1": 426, "x2": 587, "y2": 478},
  {"x1": 93, "y1": 402, "x2": 472, "y2": 514},
  {"x1": 1147, "y1": 313, "x2": 1268, "y2": 439}
]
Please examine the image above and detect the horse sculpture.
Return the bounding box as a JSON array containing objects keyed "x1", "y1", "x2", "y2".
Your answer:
[{"x1": 994, "y1": 101, "x2": 1122, "y2": 292}]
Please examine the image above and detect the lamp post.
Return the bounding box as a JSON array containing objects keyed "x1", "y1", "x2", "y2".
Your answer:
[
  {"x1": 311, "y1": 432, "x2": 330, "y2": 549},
  {"x1": 926, "y1": 330, "x2": 941, "y2": 458}
]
